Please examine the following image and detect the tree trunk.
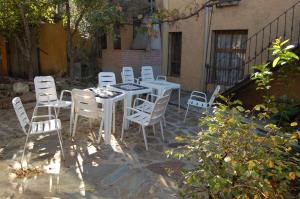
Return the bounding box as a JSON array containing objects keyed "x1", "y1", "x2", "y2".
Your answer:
[
  {"x1": 65, "y1": 0, "x2": 74, "y2": 79},
  {"x1": 18, "y1": 3, "x2": 39, "y2": 80}
]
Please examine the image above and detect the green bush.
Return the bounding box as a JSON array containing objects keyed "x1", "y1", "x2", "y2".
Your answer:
[{"x1": 168, "y1": 39, "x2": 300, "y2": 198}]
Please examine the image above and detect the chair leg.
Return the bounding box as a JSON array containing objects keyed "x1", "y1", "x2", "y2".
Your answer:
[
  {"x1": 152, "y1": 125, "x2": 156, "y2": 136},
  {"x1": 72, "y1": 114, "x2": 78, "y2": 137},
  {"x1": 121, "y1": 117, "x2": 125, "y2": 141},
  {"x1": 113, "y1": 104, "x2": 116, "y2": 134},
  {"x1": 141, "y1": 126, "x2": 148, "y2": 150},
  {"x1": 57, "y1": 130, "x2": 65, "y2": 160},
  {"x1": 56, "y1": 107, "x2": 61, "y2": 117},
  {"x1": 54, "y1": 107, "x2": 58, "y2": 119},
  {"x1": 160, "y1": 120, "x2": 165, "y2": 141},
  {"x1": 21, "y1": 133, "x2": 30, "y2": 167},
  {"x1": 98, "y1": 119, "x2": 104, "y2": 143},
  {"x1": 138, "y1": 125, "x2": 142, "y2": 134},
  {"x1": 163, "y1": 116, "x2": 166, "y2": 127},
  {"x1": 69, "y1": 109, "x2": 73, "y2": 137},
  {"x1": 184, "y1": 103, "x2": 191, "y2": 122}
]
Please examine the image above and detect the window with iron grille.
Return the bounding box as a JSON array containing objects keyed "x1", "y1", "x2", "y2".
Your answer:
[
  {"x1": 207, "y1": 30, "x2": 248, "y2": 86},
  {"x1": 168, "y1": 32, "x2": 182, "y2": 77}
]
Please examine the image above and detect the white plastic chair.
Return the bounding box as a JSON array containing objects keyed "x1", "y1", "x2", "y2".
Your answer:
[
  {"x1": 12, "y1": 97, "x2": 64, "y2": 164},
  {"x1": 184, "y1": 85, "x2": 221, "y2": 122},
  {"x1": 34, "y1": 76, "x2": 72, "y2": 117},
  {"x1": 98, "y1": 72, "x2": 116, "y2": 87},
  {"x1": 71, "y1": 89, "x2": 104, "y2": 143},
  {"x1": 141, "y1": 66, "x2": 166, "y2": 82},
  {"x1": 135, "y1": 88, "x2": 172, "y2": 127},
  {"x1": 121, "y1": 67, "x2": 139, "y2": 84},
  {"x1": 121, "y1": 95, "x2": 170, "y2": 150},
  {"x1": 98, "y1": 72, "x2": 117, "y2": 134}
]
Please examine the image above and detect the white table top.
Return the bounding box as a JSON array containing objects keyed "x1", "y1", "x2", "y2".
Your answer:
[
  {"x1": 109, "y1": 83, "x2": 152, "y2": 95},
  {"x1": 88, "y1": 87, "x2": 126, "y2": 103},
  {"x1": 140, "y1": 80, "x2": 180, "y2": 89}
]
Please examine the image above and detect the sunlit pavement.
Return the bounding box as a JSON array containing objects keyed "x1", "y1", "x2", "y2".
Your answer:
[{"x1": 0, "y1": 92, "x2": 204, "y2": 198}]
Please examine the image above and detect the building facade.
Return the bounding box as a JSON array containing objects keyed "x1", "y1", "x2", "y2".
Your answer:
[{"x1": 160, "y1": 0, "x2": 300, "y2": 91}]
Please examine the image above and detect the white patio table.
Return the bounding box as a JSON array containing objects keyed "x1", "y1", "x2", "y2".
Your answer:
[
  {"x1": 70, "y1": 88, "x2": 125, "y2": 145},
  {"x1": 109, "y1": 83, "x2": 152, "y2": 129},
  {"x1": 140, "y1": 80, "x2": 181, "y2": 110}
]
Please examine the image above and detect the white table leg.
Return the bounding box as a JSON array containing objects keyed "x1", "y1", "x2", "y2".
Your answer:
[
  {"x1": 124, "y1": 94, "x2": 132, "y2": 130},
  {"x1": 104, "y1": 100, "x2": 113, "y2": 145},
  {"x1": 70, "y1": 102, "x2": 74, "y2": 137},
  {"x1": 178, "y1": 88, "x2": 181, "y2": 111}
]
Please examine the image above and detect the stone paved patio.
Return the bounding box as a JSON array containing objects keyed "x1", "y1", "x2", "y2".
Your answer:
[{"x1": 0, "y1": 92, "x2": 204, "y2": 198}]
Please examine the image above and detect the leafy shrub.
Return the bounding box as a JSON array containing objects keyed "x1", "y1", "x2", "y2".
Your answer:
[{"x1": 168, "y1": 39, "x2": 300, "y2": 198}]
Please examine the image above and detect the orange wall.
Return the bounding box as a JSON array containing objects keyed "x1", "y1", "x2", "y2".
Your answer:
[
  {"x1": 39, "y1": 23, "x2": 68, "y2": 76},
  {"x1": 0, "y1": 36, "x2": 8, "y2": 76}
]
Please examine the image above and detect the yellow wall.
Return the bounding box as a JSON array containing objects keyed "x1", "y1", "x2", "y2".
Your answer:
[
  {"x1": 39, "y1": 23, "x2": 134, "y2": 76},
  {"x1": 0, "y1": 36, "x2": 8, "y2": 76},
  {"x1": 39, "y1": 23, "x2": 67, "y2": 76},
  {"x1": 161, "y1": 0, "x2": 300, "y2": 91}
]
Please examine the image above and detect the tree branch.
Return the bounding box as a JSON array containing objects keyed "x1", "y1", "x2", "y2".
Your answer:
[
  {"x1": 157, "y1": 0, "x2": 218, "y2": 24},
  {"x1": 71, "y1": 7, "x2": 87, "y2": 37}
]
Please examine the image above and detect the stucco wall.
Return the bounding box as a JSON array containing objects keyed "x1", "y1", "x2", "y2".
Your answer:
[{"x1": 161, "y1": 0, "x2": 300, "y2": 91}]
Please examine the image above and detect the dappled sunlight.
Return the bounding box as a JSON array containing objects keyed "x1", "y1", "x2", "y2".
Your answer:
[{"x1": 0, "y1": 96, "x2": 197, "y2": 197}]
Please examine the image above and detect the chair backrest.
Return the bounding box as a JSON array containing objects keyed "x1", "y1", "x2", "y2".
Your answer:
[
  {"x1": 141, "y1": 66, "x2": 154, "y2": 82},
  {"x1": 121, "y1": 67, "x2": 135, "y2": 84},
  {"x1": 98, "y1": 72, "x2": 116, "y2": 87},
  {"x1": 34, "y1": 76, "x2": 58, "y2": 104},
  {"x1": 12, "y1": 97, "x2": 30, "y2": 134},
  {"x1": 72, "y1": 89, "x2": 100, "y2": 119},
  {"x1": 149, "y1": 95, "x2": 169, "y2": 125},
  {"x1": 208, "y1": 85, "x2": 221, "y2": 107}
]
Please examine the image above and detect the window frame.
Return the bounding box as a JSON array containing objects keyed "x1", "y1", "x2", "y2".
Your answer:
[
  {"x1": 208, "y1": 29, "x2": 248, "y2": 85},
  {"x1": 168, "y1": 32, "x2": 182, "y2": 77}
]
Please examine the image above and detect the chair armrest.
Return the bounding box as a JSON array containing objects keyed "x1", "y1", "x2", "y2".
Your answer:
[
  {"x1": 60, "y1": 89, "x2": 72, "y2": 101},
  {"x1": 156, "y1": 75, "x2": 167, "y2": 81},
  {"x1": 134, "y1": 98, "x2": 154, "y2": 108},
  {"x1": 126, "y1": 107, "x2": 142, "y2": 115}
]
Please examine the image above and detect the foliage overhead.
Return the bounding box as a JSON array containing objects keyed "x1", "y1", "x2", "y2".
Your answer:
[{"x1": 0, "y1": 0, "x2": 56, "y2": 38}]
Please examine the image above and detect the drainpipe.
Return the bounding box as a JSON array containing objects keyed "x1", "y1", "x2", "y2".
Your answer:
[
  {"x1": 161, "y1": 0, "x2": 169, "y2": 76},
  {"x1": 202, "y1": 0, "x2": 209, "y2": 91}
]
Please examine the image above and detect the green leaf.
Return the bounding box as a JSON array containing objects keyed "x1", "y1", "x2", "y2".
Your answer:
[
  {"x1": 236, "y1": 106, "x2": 245, "y2": 112},
  {"x1": 290, "y1": 122, "x2": 298, "y2": 127},
  {"x1": 272, "y1": 57, "x2": 280, "y2": 67},
  {"x1": 286, "y1": 52, "x2": 299, "y2": 60}
]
